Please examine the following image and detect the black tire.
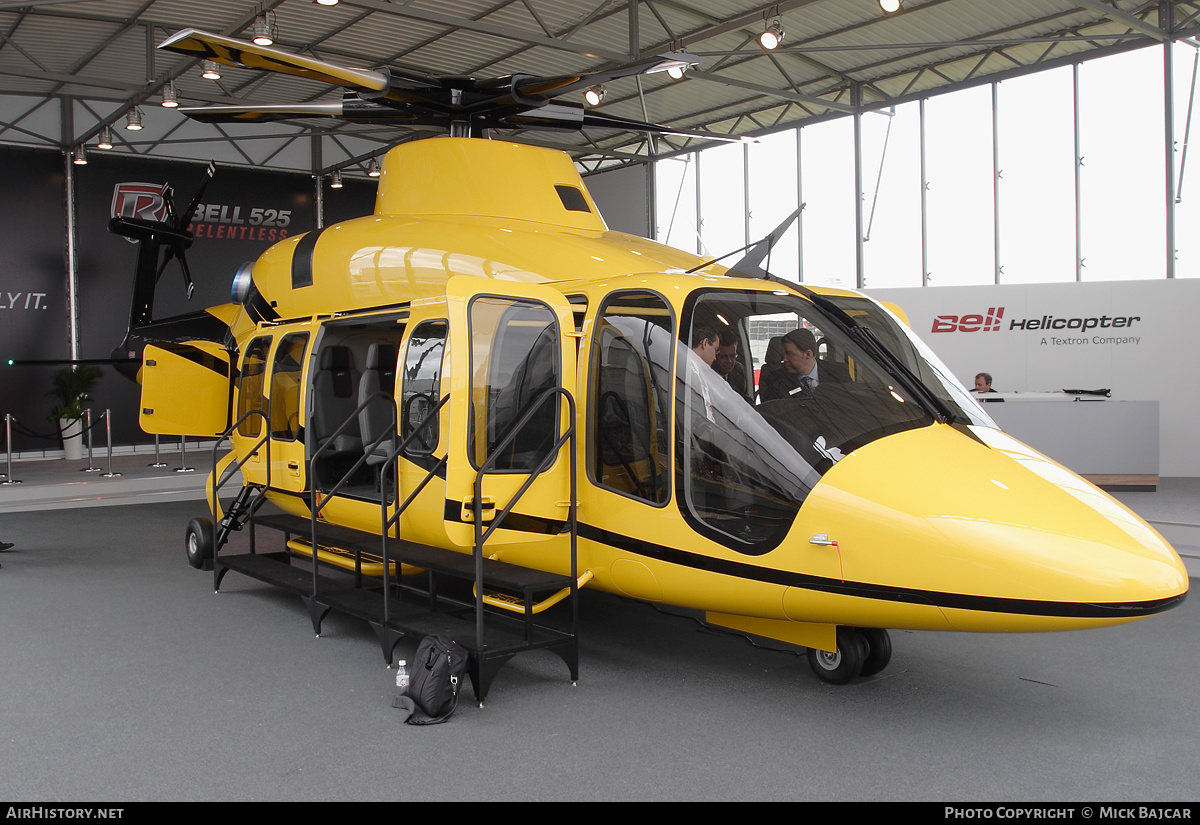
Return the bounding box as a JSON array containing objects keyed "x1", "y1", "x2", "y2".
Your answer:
[
  {"x1": 807, "y1": 627, "x2": 867, "y2": 685},
  {"x1": 858, "y1": 628, "x2": 892, "y2": 677},
  {"x1": 185, "y1": 517, "x2": 215, "y2": 570}
]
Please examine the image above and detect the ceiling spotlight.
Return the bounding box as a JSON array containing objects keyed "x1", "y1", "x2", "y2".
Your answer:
[
  {"x1": 125, "y1": 107, "x2": 143, "y2": 131},
  {"x1": 252, "y1": 13, "x2": 278, "y2": 47},
  {"x1": 367, "y1": 158, "x2": 381, "y2": 177},
  {"x1": 330, "y1": 170, "x2": 343, "y2": 189},
  {"x1": 161, "y1": 81, "x2": 179, "y2": 108},
  {"x1": 201, "y1": 60, "x2": 222, "y2": 80},
  {"x1": 879, "y1": 0, "x2": 902, "y2": 12},
  {"x1": 666, "y1": 64, "x2": 688, "y2": 81},
  {"x1": 759, "y1": 21, "x2": 784, "y2": 50},
  {"x1": 72, "y1": 146, "x2": 88, "y2": 166},
  {"x1": 315, "y1": 0, "x2": 339, "y2": 5},
  {"x1": 96, "y1": 125, "x2": 114, "y2": 150},
  {"x1": 583, "y1": 85, "x2": 607, "y2": 107}
]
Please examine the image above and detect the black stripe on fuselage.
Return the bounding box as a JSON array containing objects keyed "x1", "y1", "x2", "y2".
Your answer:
[
  {"x1": 577, "y1": 523, "x2": 1186, "y2": 620},
  {"x1": 292, "y1": 227, "x2": 324, "y2": 289}
]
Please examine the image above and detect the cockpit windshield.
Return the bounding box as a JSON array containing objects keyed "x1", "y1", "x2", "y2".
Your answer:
[{"x1": 675, "y1": 287, "x2": 978, "y2": 553}]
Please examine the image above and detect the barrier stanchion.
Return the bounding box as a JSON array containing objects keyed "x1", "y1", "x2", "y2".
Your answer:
[
  {"x1": 100, "y1": 409, "x2": 121, "y2": 478},
  {"x1": 1, "y1": 414, "x2": 21, "y2": 485},
  {"x1": 149, "y1": 434, "x2": 168, "y2": 468},
  {"x1": 175, "y1": 435, "x2": 195, "y2": 473},
  {"x1": 81, "y1": 408, "x2": 101, "y2": 472}
]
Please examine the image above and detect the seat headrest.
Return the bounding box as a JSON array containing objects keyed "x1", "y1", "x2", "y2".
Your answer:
[
  {"x1": 365, "y1": 342, "x2": 397, "y2": 372},
  {"x1": 320, "y1": 346, "x2": 353, "y2": 371}
]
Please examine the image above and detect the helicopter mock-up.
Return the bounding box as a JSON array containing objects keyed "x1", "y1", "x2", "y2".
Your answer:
[{"x1": 123, "y1": 29, "x2": 1187, "y2": 694}]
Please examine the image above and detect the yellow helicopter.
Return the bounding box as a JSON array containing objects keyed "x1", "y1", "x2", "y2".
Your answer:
[{"x1": 120, "y1": 29, "x2": 1187, "y2": 696}]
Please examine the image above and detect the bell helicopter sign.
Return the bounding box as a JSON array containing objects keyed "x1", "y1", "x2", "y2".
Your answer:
[{"x1": 865, "y1": 279, "x2": 1199, "y2": 475}]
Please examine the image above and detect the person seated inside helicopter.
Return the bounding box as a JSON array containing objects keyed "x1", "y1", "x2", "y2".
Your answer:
[{"x1": 757, "y1": 327, "x2": 849, "y2": 402}]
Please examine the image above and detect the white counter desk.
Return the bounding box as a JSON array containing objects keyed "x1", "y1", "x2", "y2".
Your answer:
[{"x1": 978, "y1": 395, "x2": 1159, "y2": 491}]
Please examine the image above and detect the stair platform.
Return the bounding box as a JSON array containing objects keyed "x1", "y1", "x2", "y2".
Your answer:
[{"x1": 215, "y1": 511, "x2": 579, "y2": 704}]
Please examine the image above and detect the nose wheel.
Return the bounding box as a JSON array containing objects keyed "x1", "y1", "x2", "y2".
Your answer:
[{"x1": 807, "y1": 627, "x2": 892, "y2": 684}]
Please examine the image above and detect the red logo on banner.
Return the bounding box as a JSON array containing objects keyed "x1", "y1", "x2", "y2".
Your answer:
[
  {"x1": 111, "y1": 182, "x2": 170, "y2": 222},
  {"x1": 930, "y1": 307, "x2": 1005, "y2": 333}
]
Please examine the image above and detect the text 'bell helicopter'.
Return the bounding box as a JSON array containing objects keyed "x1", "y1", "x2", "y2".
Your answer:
[{"x1": 112, "y1": 27, "x2": 1187, "y2": 693}]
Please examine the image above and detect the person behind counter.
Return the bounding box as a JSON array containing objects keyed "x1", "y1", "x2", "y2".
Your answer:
[{"x1": 974, "y1": 372, "x2": 1003, "y2": 402}]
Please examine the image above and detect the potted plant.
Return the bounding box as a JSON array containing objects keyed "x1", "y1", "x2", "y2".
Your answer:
[{"x1": 48, "y1": 365, "x2": 103, "y2": 460}]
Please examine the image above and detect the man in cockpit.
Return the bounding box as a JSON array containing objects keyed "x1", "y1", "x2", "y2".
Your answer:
[
  {"x1": 712, "y1": 331, "x2": 752, "y2": 403},
  {"x1": 758, "y1": 327, "x2": 848, "y2": 402}
]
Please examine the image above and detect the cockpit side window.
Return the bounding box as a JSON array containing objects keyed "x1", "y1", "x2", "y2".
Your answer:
[
  {"x1": 676, "y1": 289, "x2": 934, "y2": 554},
  {"x1": 587, "y1": 291, "x2": 674, "y2": 504}
]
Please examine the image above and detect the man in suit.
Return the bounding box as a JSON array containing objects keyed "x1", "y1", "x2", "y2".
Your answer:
[
  {"x1": 758, "y1": 327, "x2": 848, "y2": 402},
  {"x1": 712, "y1": 331, "x2": 752, "y2": 403}
]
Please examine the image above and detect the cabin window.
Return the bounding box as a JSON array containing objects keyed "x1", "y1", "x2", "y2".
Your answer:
[
  {"x1": 468, "y1": 296, "x2": 561, "y2": 472},
  {"x1": 400, "y1": 320, "x2": 447, "y2": 462},
  {"x1": 270, "y1": 332, "x2": 309, "y2": 441},
  {"x1": 236, "y1": 336, "x2": 271, "y2": 437},
  {"x1": 587, "y1": 291, "x2": 673, "y2": 504}
]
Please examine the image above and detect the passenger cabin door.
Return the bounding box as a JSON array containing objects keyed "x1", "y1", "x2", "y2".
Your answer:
[
  {"x1": 443, "y1": 276, "x2": 577, "y2": 552},
  {"x1": 266, "y1": 330, "x2": 311, "y2": 495}
]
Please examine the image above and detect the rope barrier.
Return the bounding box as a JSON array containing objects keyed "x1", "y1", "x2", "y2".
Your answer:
[{"x1": 7, "y1": 413, "x2": 107, "y2": 443}]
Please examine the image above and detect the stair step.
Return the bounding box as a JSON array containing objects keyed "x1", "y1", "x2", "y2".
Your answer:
[{"x1": 252, "y1": 511, "x2": 574, "y2": 595}]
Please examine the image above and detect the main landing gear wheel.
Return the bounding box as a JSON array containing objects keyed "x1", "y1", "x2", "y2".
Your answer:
[
  {"x1": 858, "y1": 628, "x2": 892, "y2": 677},
  {"x1": 807, "y1": 627, "x2": 893, "y2": 684},
  {"x1": 185, "y1": 517, "x2": 215, "y2": 570},
  {"x1": 807, "y1": 627, "x2": 868, "y2": 685}
]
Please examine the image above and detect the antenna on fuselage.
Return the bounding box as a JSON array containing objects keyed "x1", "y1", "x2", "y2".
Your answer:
[{"x1": 685, "y1": 204, "x2": 805, "y2": 280}]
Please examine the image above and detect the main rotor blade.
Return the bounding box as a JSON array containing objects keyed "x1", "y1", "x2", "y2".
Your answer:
[
  {"x1": 177, "y1": 101, "x2": 347, "y2": 124},
  {"x1": 507, "y1": 53, "x2": 700, "y2": 102},
  {"x1": 176, "y1": 99, "x2": 420, "y2": 125},
  {"x1": 573, "y1": 108, "x2": 747, "y2": 144},
  {"x1": 159, "y1": 28, "x2": 396, "y2": 92}
]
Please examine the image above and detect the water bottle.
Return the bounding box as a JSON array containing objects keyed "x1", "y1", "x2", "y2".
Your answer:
[{"x1": 395, "y1": 659, "x2": 409, "y2": 691}]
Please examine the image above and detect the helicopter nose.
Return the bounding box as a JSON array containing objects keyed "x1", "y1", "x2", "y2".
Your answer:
[{"x1": 804, "y1": 423, "x2": 1188, "y2": 632}]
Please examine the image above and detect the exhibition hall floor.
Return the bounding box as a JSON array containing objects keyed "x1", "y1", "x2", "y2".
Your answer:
[{"x1": 1, "y1": 453, "x2": 1198, "y2": 801}]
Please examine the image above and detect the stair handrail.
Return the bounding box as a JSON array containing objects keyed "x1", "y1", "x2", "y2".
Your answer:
[
  {"x1": 307, "y1": 389, "x2": 398, "y2": 593},
  {"x1": 472, "y1": 386, "x2": 578, "y2": 650},
  {"x1": 376, "y1": 392, "x2": 451, "y2": 629},
  {"x1": 208, "y1": 409, "x2": 270, "y2": 525}
]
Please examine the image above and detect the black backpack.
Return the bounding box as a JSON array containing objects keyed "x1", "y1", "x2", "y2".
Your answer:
[{"x1": 392, "y1": 635, "x2": 470, "y2": 725}]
